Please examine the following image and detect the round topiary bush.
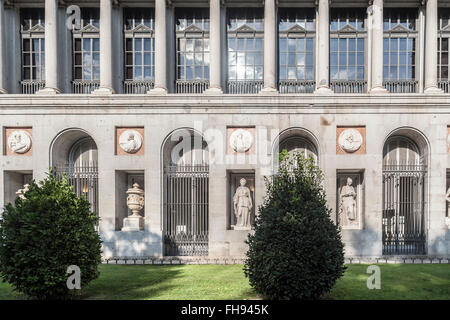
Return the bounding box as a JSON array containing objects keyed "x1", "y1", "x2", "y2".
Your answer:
[
  {"x1": 0, "y1": 174, "x2": 102, "y2": 299},
  {"x1": 244, "y1": 152, "x2": 345, "y2": 300}
]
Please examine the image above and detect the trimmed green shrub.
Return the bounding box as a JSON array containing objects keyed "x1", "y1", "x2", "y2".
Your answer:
[
  {"x1": 244, "y1": 151, "x2": 345, "y2": 300},
  {"x1": 0, "y1": 174, "x2": 102, "y2": 299}
]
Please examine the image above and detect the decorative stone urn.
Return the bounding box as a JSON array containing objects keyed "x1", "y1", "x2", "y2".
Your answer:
[{"x1": 122, "y1": 183, "x2": 145, "y2": 232}]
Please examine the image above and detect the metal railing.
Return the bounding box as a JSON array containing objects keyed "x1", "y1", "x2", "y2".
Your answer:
[
  {"x1": 227, "y1": 80, "x2": 264, "y2": 94},
  {"x1": 383, "y1": 80, "x2": 418, "y2": 93},
  {"x1": 164, "y1": 164, "x2": 209, "y2": 256},
  {"x1": 382, "y1": 164, "x2": 426, "y2": 255},
  {"x1": 54, "y1": 163, "x2": 99, "y2": 220},
  {"x1": 279, "y1": 80, "x2": 315, "y2": 94},
  {"x1": 438, "y1": 80, "x2": 450, "y2": 93},
  {"x1": 175, "y1": 80, "x2": 209, "y2": 94},
  {"x1": 123, "y1": 80, "x2": 154, "y2": 94},
  {"x1": 72, "y1": 80, "x2": 100, "y2": 94},
  {"x1": 21, "y1": 80, "x2": 45, "y2": 94},
  {"x1": 331, "y1": 80, "x2": 367, "y2": 93}
]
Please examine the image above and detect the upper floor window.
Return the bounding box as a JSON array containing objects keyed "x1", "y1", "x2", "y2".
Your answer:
[
  {"x1": 20, "y1": 8, "x2": 45, "y2": 94},
  {"x1": 124, "y1": 8, "x2": 155, "y2": 94},
  {"x1": 175, "y1": 8, "x2": 210, "y2": 94},
  {"x1": 278, "y1": 8, "x2": 315, "y2": 93},
  {"x1": 72, "y1": 8, "x2": 100, "y2": 94},
  {"x1": 227, "y1": 8, "x2": 264, "y2": 94},
  {"x1": 438, "y1": 8, "x2": 450, "y2": 92},
  {"x1": 383, "y1": 8, "x2": 418, "y2": 93},
  {"x1": 330, "y1": 8, "x2": 366, "y2": 93}
]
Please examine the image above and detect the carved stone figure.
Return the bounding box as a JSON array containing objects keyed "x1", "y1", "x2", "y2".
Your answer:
[
  {"x1": 230, "y1": 129, "x2": 253, "y2": 153},
  {"x1": 339, "y1": 177, "x2": 357, "y2": 226},
  {"x1": 232, "y1": 178, "x2": 253, "y2": 230},
  {"x1": 445, "y1": 188, "x2": 450, "y2": 227},
  {"x1": 338, "y1": 129, "x2": 363, "y2": 153},
  {"x1": 122, "y1": 183, "x2": 145, "y2": 231},
  {"x1": 8, "y1": 130, "x2": 32, "y2": 154},
  {"x1": 119, "y1": 130, "x2": 143, "y2": 154},
  {"x1": 15, "y1": 184, "x2": 30, "y2": 200}
]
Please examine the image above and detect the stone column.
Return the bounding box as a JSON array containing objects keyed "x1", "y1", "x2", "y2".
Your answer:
[
  {"x1": 37, "y1": 0, "x2": 60, "y2": 94},
  {"x1": 369, "y1": 0, "x2": 388, "y2": 93},
  {"x1": 0, "y1": 0, "x2": 7, "y2": 93},
  {"x1": 261, "y1": 0, "x2": 278, "y2": 94},
  {"x1": 204, "y1": 0, "x2": 223, "y2": 94},
  {"x1": 93, "y1": 0, "x2": 115, "y2": 94},
  {"x1": 424, "y1": 0, "x2": 443, "y2": 93},
  {"x1": 149, "y1": 0, "x2": 168, "y2": 94},
  {"x1": 315, "y1": 0, "x2": 333, "y2": 94}
]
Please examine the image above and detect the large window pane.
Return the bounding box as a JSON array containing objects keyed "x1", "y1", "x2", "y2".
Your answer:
[
  {"x1": 227, "y1": 8, "x2": 264, "y2": 83},
  {"x1": 278, "y1": 8, "x2": 315, "y2": 84},
  {"x1": 124, "y1": 8, "x2": 155, "y2": 82},
  {"x1": 176, "y1": 8, "x2": 210, "y2": 83},
  {"x1": 329, "y1": 8, "x2": 366, "y2": 82}
]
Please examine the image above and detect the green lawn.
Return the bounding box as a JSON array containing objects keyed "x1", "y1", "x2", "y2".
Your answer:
[{"x1": 0, "y1": 264, "x2": 449, "y2": 300}]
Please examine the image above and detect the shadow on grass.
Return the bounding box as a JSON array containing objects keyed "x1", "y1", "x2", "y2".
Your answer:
[{"x1": 80, "y1": 265, "x2": 183, "y2": 300}]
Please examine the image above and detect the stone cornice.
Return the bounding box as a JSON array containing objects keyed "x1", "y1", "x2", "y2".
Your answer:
[{"x1": 1, "y1": 94, "x2": 450, "y2": 114}]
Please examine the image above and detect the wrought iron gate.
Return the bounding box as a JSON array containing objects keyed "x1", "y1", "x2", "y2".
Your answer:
[
  {"x1": 54, "y1": 164, "x2": 99, "y2": 217},
  {"x1": 382, "y1": 164, "x2": 426, "y2": 255},
  {"x1": 164, "y1": 164, "x2": 209, "y2": 256}
]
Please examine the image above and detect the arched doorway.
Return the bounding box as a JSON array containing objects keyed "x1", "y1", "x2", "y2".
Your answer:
[
  {"x1": 382, "y1": 134, "x2": 427, "y2": 255},
  {"x1": 273, "y1": 128, "x2": 319, "y2": 172},
  {"x1": 162, "y1": 128, "x2": 209, "y2": 256},
  {"x1": 279, "y1": 135, "x2": 318, "y2": 161},
  {"x1": 51, "y1": 129, "x2": 99, "y2": 218}
]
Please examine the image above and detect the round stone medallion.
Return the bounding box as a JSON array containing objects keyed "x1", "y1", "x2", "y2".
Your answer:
[
  {"x1": 7, "y1": 130, "x2": 32, "y2": 154},
  {"x1": 338, "y1": 129, "x2": 363, "y2": 153},
  {"x1": 230, "y1": 129, "x2": 253, "y2": 153},
  {"x1": 119, "y1": 130, "x2": 143, "y2": 154}
]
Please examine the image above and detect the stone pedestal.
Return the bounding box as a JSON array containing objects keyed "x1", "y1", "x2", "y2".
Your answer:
[{"x1": 122, "y1": 216, "x2": 144, "y2": 232}]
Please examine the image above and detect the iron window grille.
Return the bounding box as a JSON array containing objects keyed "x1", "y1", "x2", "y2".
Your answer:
[
  {"x1": 227, "y1": 8, "x2": 264, "y2": 94},
  {"x1": 278, "y1": 8, "x2": 316, "y2": 94},
  {"x1": 124, "y1": 8, "x2": 155, "y2": 94},
  {"x1": 438, "y1": 8, "x2": 450, "y2": 93},
  {"x1": 72, "y1": 8, "x2": 100, "y2": 94},
  {"x1": 175, "y1": 8, "x2": 210, "y2": 94},
  {"x1": 382, "y1": 8, "x2": 418, "y2": 93},
  {"x1": 330, "y1": 8, "x2": 367, "y2": 93},
  {"x1": 20, "y1": 8, "x2": 45, "y2": 94}
]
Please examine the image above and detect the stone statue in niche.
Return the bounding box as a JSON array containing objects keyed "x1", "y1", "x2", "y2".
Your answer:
[
  {"x1": 119, "y1": 130, "x2": 143, "y2": 154},
  {"x1": 338, "y1": 129, "x2": 363, "y2": 153},
  {"x1": 8, "y1": 130, "x2": 32, "y2": 154},
  {"x1": 122, "y1": 183, "x2": 145, "y2": 231},
  {"x1": 445, "y1": 187, "x2": 450, "y2": 227},
  {"x1": 230, "y1": 129, "x2": 253, "y2": 153},
  {"x1": 232, "y1": 178, "x2": 253, "y2": 230},
  {"x1": 339, "y1": 177, "x2": 358, "y2": 226}
]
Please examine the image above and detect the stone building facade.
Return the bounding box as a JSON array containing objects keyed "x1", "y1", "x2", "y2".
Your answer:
[{"x1": 0, "y1": 0, "x2": 450, "y2": 259}]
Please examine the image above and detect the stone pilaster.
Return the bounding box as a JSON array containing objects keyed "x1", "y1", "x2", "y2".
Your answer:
[
  {"x1": 149, "y1": 0, "x2": 168, "y2": 94},
  {"x1": 369, "y1": 0, "x2": 388, "y2": 93},
  {"x1": 315, "y1": 0, "x2": 333, "y2": 94},
  {"x1": 424, "y1": 0, "x2": 443, "y2": 93},
  {"x1": 93, "y1": 0, "x2": 115, "y2": 94},
  {"x1": 260, "y1": 0, "x2": 278, "y2": 94},
  {"x1": 204, "y1": 0, "x2": 223, "y2": 94},
  {"x1": 0, "y1": 0, "x2": 7, "y2": 93},
  {"x1": 37, "y1": 0, "x2": 60, "y2": 94}
]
